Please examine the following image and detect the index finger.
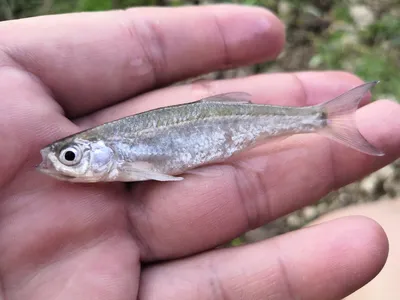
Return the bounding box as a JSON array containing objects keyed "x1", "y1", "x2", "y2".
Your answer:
[{"x1": 0, "y1": 5, "x2": 285, "y2": 117}]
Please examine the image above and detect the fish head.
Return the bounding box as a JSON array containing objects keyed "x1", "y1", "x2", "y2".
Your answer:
[{"x1": 37, "y1": 138, "x2": 115, "y2": 182}]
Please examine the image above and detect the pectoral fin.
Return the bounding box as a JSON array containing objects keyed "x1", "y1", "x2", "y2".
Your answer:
[{"x1": 119, "y1": 161, "x2": 184, "y2": 182}]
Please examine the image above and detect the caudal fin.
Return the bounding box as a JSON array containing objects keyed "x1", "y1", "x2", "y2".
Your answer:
[{"x1": 317, "y1": 81, "x2": 384, "y2": 156}]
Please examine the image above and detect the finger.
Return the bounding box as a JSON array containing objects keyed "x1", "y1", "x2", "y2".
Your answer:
[
  {"x1": 310, "y1": 200, "x2": 400, "y2": 300},
  {"x1": 139, "y1": 217, "x2": 388, "y2": 300},
  {"x1": 0, "y1": 5, "x2": 284, "y2": 117},
  {"x1": 116, "y1": 72, "x2": 399, "y2": 261},
  {"x1": 0, "y1": 65, "x2": 71, "y2": 188}
]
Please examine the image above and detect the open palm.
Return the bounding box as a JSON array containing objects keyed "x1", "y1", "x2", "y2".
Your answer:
[{"x1": 0, "y1": 5, "x2": 399, "y2": 300}]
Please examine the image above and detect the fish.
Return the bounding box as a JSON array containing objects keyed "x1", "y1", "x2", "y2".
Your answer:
[{"x1": 37, "y1": 81, "x2": 383, "y2": 183}]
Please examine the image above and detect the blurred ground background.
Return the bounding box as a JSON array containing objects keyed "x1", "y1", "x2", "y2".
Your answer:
[{"x1": 0, "y1": 0, "x2": 399, "y2": 244}]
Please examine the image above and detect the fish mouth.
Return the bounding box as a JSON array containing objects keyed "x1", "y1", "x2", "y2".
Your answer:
[
  {"x1": 36, "y1": 148, "x2": 54, "y2": 173},
  {"x1": 36, "y1": 164, "x2": 76, "y2": 181},
  {"x1": 36, "y1": 160, "x2": 52, "y2": 173}
]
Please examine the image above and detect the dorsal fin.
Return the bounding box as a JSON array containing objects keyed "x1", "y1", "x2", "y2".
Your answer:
[{"x1": 198, "y1": 92, "x2": 253, "y2": 104}]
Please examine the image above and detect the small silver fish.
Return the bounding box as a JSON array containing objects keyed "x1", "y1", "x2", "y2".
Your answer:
[{"x1": 37, "y1": 81, "x2": 383, "y2": 183}]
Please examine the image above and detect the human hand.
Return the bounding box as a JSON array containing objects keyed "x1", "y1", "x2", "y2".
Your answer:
[{"x1": 0, "y1": 5, "x2": 399, "y2": 300}]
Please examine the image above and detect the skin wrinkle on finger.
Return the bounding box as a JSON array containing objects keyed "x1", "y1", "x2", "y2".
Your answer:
[
  {"x1": 229, "y1": 143, "x2": 324, "y2": 228},
  {"x1": 119, "y1": 9, "x2": 166, "y2": 90},
  {"x1": 274, "y1": 244, "x2": 296, "y2": 300},
  {"x1": 139, "y1": 217, "x2": 388, "y2": 300},
  {"x1": 290, "y1": 72, "x2": 308, "y2": 107},
  {"x1": 123, "y1": 197, "x2": 156, "y2": 262},
  {"x1": 231, "y1": 161, "x2": 272, "y2": 231},
  {"x1": 210, "y1": 9, "x2": 231, "y2": 69},
  {"x1": 122, "y1": 6, "x2": 231, "y2": 86},
  {"x1": 0, "y1": 5, "x2": 284, "y2": 117}
]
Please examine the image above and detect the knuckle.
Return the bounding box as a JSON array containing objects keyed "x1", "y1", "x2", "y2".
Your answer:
[
  {"x1": 118, "y1": 10, "x2": 168, "y2": 87},
  {"x1": 290, "y1": 73, "x2": 308, "y2": 106},
  {"x1": 230, "y1": 160, "x2": 273, "y2": 230},
  {"x1": 209, "y1": 11, "x2": 232, "y2": 69},
  {"x1": 273, "y1": 241, "x2": 298, "y2": 300},
  {"x1": 190, "y1": 79, "x2": 220, "y2": 100}
]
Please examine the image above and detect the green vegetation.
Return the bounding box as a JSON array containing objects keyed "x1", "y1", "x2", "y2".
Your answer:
[{"x1": 0, "y1": 0, "x2": 398, "y2": 100}]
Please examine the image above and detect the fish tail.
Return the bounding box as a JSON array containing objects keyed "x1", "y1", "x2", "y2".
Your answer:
[{"x1": 316, "y1": 81, "x2": 384, "y2": 156}]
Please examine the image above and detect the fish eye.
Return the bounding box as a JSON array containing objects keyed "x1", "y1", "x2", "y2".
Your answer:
[{"x1": 59, "y1": 146, "x2": 82, "y2": 166}]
